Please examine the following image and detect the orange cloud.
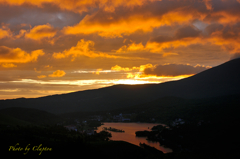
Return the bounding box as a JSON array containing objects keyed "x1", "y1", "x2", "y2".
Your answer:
[
  {"x1": 115, "y1": 42, "x2": 183, "y2": 56},
  {"x1": 0, "y1": 46, "x2": 45, "y2": 64},
  {"x1": 111, "y1": 65, "x2": 139, "y2": 71},
  {"x1": 206, "y1": 27, "x2": 240, "y2": 53},
  {"x1": 25, "y1": 24, "x2": 57, "y2": 42},
  {"x1": 147, "y1": 23, "x2": 240, "y2": 54},
  {"x1": 146, "y1": 37, "x2": 205, "y2": 53},
  {"x1": 0, "y1": 28, "x2": 11, "y2": 39},
  {"x1": 1, "y1": 63, "x2": 17, "y2": 68},
  {"x1": 116, "y1": 42, "x2": 147, "y2": 53},
  {"x1": 15, "y1": 29, "x2": 27, "y2": 39},
  {"x1": 63, "y1": 10, "x2": 197, "y2": 38},
  {"x1": 53, "y1": 39, "x2": 128, "y2": 60},
  {"x1": 44, "y1": 65, "x2": 52, "y2": 68},
  {"x1": 162, "y1": 53, "x2": 179, "y2": 57},
  {"x1": 101, "y1": 0, "x2": 161, "y2": 12},
  {"x1": 115, "y1": 42, "x2": 183, "y2": 57},
  {"x1": 113, "y1": 23, "x2": 240, "y2": 56},
  {"x1": 126, "y1": 72, "x2": 136, "y2": 78},
  {"x1": 208, "y1": 11, "x2": 240, "y2": 25},
  {"x1": 138, "y1": 64, "x2": 154, "y2": 72},
  {"x1": 148, "y1": 32, "x2": 240, "y2": 54},
  {"x1": 111, "y1": 65, "x2": 132, "y2": 71},
  {"x1": 93, "y1": 69, "x2": 102, "y2": 75},
  {"x1": 112, "y1": 64, "x2": 154, "y2": 72},
  {"x1": 48, "y1": 70, "x2": 66, "y2": 77},
  {"x1": 0, "y1": 0, "x2": 160, "y2": 13},
  {"x1": 128, "y1": 43, "x2": 145, "y2": 51},
  {"x1": 209, "y1": 37, "x2": 240, "y2": 53},
  {"x1": 37, "y1": 75, "x2": 46, "y2": 78},
  {"x1": 111, "y1": 64, "x2": 156, "y2": 80},
  {"x1": 125, "y1": 71, "x2": 194, "y2": 82},
  {"x1": 110, "y1": 63, "x2": 209, "y2": 80}
]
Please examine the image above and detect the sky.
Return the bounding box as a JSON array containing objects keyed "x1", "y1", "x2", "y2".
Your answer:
[{"x1": 0, "y1": 0, "x2": 240, "y2": 99}]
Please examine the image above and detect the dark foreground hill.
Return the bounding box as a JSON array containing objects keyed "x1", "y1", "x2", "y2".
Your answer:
[{"x1": 0, "y1": 58, "x2": 240, "y2": 114}]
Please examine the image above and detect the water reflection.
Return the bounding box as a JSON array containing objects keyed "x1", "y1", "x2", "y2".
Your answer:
[{"x1": 97, "y1": 122, "x2": 172, "y2": 153}]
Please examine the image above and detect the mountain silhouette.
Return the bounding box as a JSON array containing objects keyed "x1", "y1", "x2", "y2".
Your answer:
[{"x1": 0, "y1": 58, "x2": 240, "y2": 114}]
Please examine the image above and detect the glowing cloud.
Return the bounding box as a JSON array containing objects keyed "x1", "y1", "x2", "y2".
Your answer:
[
  {"x1": 146, "y1": 23, "x2": 240, "y2": 54},
  {"x1": 111, "y1": 64, "x2": 154, "y2": 72},
  {"x1": 0, "y1": 46, "x2": 45, "y2": 64},
  {"x1": 207, "y1": 28, "x2": 240, "y2": 53},
  {"x1": 146, "y1": 37, "x2": 205, "y2": 53},
  {"x1": 162, "y1": 53, "x2": 179, "y2": 57},
  {"x1": 208, "y1": 11, "x2": 240, "y2": 25},
  {"x1": 0, "y1": 28, "x2": 11, "y2": 39},
  {"x1": 53, "y1": 39, "x2": 127, "y2": 60},
  {"x1": 93, "y1": 69, "x2": 102, "y2": 75},
  {"x1": 48, "y1": 70, "x2": 66, "y2": 77},
  {"x1": 63, "y1": 10, "x2": 196, "y2": 38},
  {"x1": 146, "y1": 25, "x2": 205, "y2": 53},
  {"x1": 1, "y1": 63, "x2": 17, "y2": 68},
  {"x1": 0, "y1": 0, "x2": 159, "y2": 13},
  {"x1": 126, "y1": 72, "x2": 193, "y2": 81},
  {"x1": 116, "y1": 42, "x2": 147, "y2": 53},
  {"x1": 15, "y1": 29, "x2": 27, "y2": 39},
  {"x1": 37, "y1": 75, "x2": 46, "y2": 78},
  {"x1": 110, "y1": 63, "x2": 210, "y2": 80},
  {"x1": 44, "y1": 65, "x2": 52, "y2": 68},
  {"x1": 139, "y1": 64, "x2": 154, "y2": 72},
  {"x1": 115, "y1": 25, "x2": 204, "y2": 54},
  {"x1": 111, "y1": 65, "x2": 136, "y2": 71},
  {"x1": 25, "y1": 24, "x2": 57, "y2": 42}
]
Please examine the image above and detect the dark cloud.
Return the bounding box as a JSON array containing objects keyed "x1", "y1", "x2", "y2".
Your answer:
[
  {"x1": 0, "y1": 46, "x2": 11, "y2": 55},
  {"x1": 211, "y1": 0, "x2": 240, "y2": 14},
  {"x1": 150, "y1": 25, "x2": 201, "y2": 43},
  {"x1": 204, "y1": 23, "x2": 223, "y2": 35},
  {"x1": 203, "y1": 0, "x2": 240, "y2": 23},
  {"x1": 175, "y1": 26, "x2": 201, "y2": 39},
  {"x1": 79, "y1": 0, "x2": 207, "y2": 25},
  {"x1": 221, "y1": 24, "x2": 240, "y2": 39},
  {"x1": 0, "y1": 4, "x2": 83, "y2": 29},
  {"x1": 143, "y1": 64, "x2": 209, "y2": 76},
  {"x1": 149, "y1": 35, "x2": 174, "y2": 43}
]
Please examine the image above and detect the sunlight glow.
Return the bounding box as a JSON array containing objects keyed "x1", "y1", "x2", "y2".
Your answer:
[
  {"x1": 0, "y1": 89, "x2": 19, "y2": 92},
  {"x1": 10, "y1": 74, "x2": 192, "y2": 86}
]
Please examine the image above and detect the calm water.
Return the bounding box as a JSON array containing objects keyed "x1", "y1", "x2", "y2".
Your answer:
[{"x1": 97, "y1": 122, "x2": 172, "y2": 153}]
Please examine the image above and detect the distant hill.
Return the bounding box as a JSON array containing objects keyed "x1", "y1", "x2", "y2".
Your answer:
[
  {"x1": 0, "y1": 58, "x2": 240, "y2": 114},
  {"x1": 0, "y1": 107, "x2": 63, "y2": 125},
  {"x1": 127, "y1": 94, "x2": 240, "y2": 124},
  {"x1": 0, "y1": 113, "x2": 32, "y2": 126}
]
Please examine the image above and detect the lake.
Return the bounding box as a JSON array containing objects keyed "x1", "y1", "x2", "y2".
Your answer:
[{"x1": 96, "y1": 122, "x2": 172, "y2": 153}]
